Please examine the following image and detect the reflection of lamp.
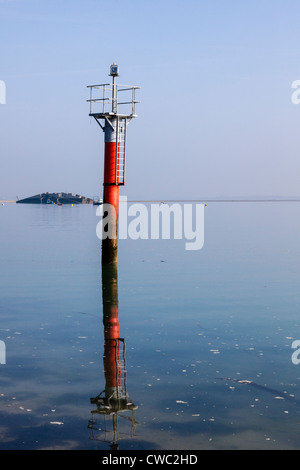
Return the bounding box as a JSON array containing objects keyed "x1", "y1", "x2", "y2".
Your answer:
[{"x1": 89, "y1": 262, "x2": 138, "y2": 449}]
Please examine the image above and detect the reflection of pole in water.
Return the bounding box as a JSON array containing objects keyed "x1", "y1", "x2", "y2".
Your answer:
[{"x1": 89, "y1": 261, "x2": 138, "y2": 449}]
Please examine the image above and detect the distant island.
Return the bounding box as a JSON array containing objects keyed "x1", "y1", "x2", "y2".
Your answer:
[{"x1": 16, "y1": 192, "x2": 95, "y2": 205}]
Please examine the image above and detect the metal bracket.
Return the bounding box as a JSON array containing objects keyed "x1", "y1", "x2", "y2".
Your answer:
[
  {"x1": 104, "y1": 116, "x2": 115, "y2": 131},
  {"x1": 93, "y1": 116, "x2": 116, "y2": 132},
  {"x1": 93, "y1": 117, "x2": 105, "y2": 131}
]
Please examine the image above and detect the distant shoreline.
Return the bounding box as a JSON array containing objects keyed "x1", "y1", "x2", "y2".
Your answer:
[
  {"x1": 124, "y1": 199, "x2": 300, "y2": 203},
  {"x1": 2, "y1": 199, "x2": 300, "y2": 204}
]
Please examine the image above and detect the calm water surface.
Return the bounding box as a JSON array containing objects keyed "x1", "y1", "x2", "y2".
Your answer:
[{"x1": 0, "y1": 201, "x2": 300, "y2": 450}]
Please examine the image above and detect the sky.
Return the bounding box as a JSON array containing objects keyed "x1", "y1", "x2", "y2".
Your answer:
[{"x1": 1, "y1": 0, "x2": 300, "y2": 200}]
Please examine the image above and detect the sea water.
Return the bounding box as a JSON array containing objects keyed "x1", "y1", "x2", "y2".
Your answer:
[{"x1": 0, "y1": 201, "x2": 299, "y2": 450}]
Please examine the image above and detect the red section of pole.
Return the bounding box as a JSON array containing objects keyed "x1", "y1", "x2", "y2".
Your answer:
[
  {"x1": 102, "y1": 263, "x2": 121, "y2": 390},
  {"x1": 104, "y1": 142, "x2": 117, "y2": 184},
  {"x1": 103, "y1": 316, "x2": 121, "y2": 389},
  {"x1": 103, "y1": 185, "x2": 119, "y2": 221},
  {"x1": 103, "y1": 305, "x2": 119, "y2": 340},
  {"x1": 102, "y1": 123, "x2": 119, "y2": 264},
  {"x1": 104, "y1": 142, "x2": 121, "y2": 186},
  {"x1": 103, "y1": 339, "x2": 121, "y2": 389}
]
